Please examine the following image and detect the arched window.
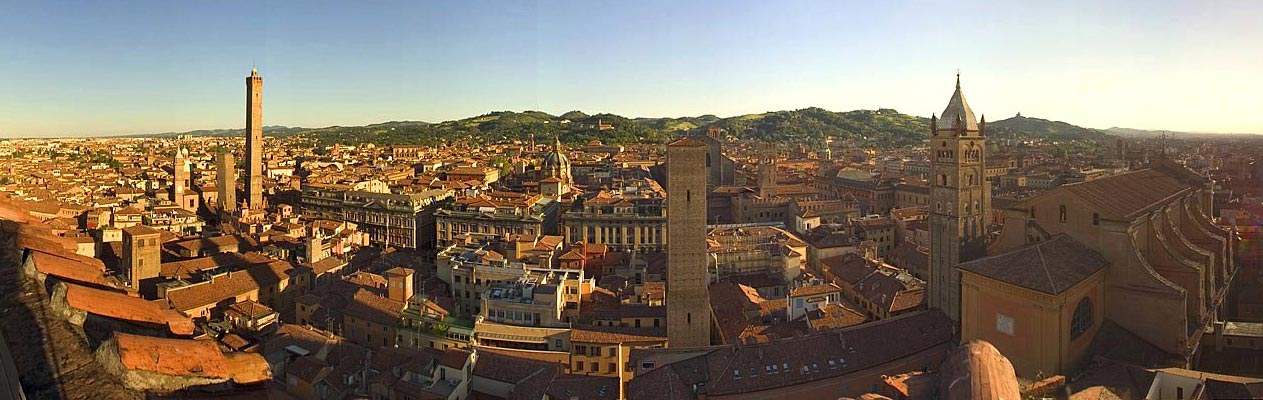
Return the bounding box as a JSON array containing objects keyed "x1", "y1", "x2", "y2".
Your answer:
[
  {"x1": 1059, "y1": 205, "x2": 1067, "y2": 223},
  {"x1": 1070, "y1": 298, "x2": 1092, "y2": 340}
]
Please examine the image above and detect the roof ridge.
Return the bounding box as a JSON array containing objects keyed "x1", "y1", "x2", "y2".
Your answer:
[{"x1": 1035, "y1": 240, "x2": 1057, "y2": 293}]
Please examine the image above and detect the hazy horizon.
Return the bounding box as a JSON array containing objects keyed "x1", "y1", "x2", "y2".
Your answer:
[
  {"x1": 2, "y1": 0, "x2": 1261, "y2": 138},
  {"x1": 4, "y1": 106, "x2": 1260, "y2": 140}
]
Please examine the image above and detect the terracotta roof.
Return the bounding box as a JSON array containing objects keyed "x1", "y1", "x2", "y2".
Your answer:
[
  {"x1": 471, "y1": 349, "x2": 560, "y2": 385},
  {"x1": 226, "y1": 299, "x2": 276, "y2": 320},
  {"x1": 62, "y1": 283, "x2": 195, "y2": 335},
  {"x1": 165, "y1": 260, "x2": 302, "y2": 313},
  {"x1": 542, "y1": 375, "x2": 620, "y2": 400},
  {"x1": 440, "y1": 348, "x2": 472, "y2": 369},
  {"x1": 160, "y1": 252, "x2": 273, "y2": 279},
  {"x1": 806, "y1": 303, "x2": 867, "y2": 331},
  {"x1": 821, "y1": 253, "x2": 877, "y2": 285},
  {"x1": 628, "y1": 310, "x2": 954, "y2": 397},
  {"x1": 29, "y1": 250, "x2": 113, "y2": 288},
  {"x1": 570, "y1": 326, "x2": 667, "y2": 344},
  {"x1": 1054, "y1": 167, "x2": 1193, "y2": 220},
  {"x1": 122, "y1": 225, "x2": 161, "y2": 236},
  {"x1": 384, "y1": 267, "x2": 414, "y2": 277},
  {"x1": 344, "y1": 289, "x2": 404, "y2": 326},
  {"x1": 108, "y1": 332, "x2": 270, "y2": 384},
  {"x1": 789, "y1": 283, "x2": 841, "y2": 298},
  {"x1": 889, "y1": 287, "x2": 926, "y2": 314},
  {"x1": 958, "y1": 234, "x2": 1107, "y2": 295}
]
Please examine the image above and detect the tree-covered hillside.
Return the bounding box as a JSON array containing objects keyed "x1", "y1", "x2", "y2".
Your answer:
[
  {"x1": 987, "y1": 114, "x2": 1112, "y2": 141},
  {"x1": 147, "y1": 108, "x2": 1114, "y2": 148},
  {"x1": 702, "y1": 108, "x2": 930, "y2": 147}
]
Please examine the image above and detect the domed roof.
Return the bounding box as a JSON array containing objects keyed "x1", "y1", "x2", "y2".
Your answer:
[
  {"x1": 936, "y1": 73, "x2": 978, "y2": 132},
  {"x1": 542, "y1": 137, "x2": 569, "y2": 168}
]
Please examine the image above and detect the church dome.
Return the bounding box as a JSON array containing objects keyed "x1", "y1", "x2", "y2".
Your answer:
[{"x1": 541, "y1": 137, "x2": 572, "y2": 182}]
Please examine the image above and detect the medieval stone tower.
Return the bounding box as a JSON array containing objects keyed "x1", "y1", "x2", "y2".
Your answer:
[
  {"x1": 216, "y1": 151, "x2": 237, "y2": 215},
  {"x1": 928, "y1": 73, "x2": 991, "y2": 324},
  {"x1": 122, "y1": 225, "x2": 161, "y2": 297},
  {"x1": 245, "y1": 67, "x2": 264, "y2": 210},
  {"x1": 666, "y1": 136, "x2": 712, "y2": 347},
  {"x1": 757, "y1": 142, "x2": 777, "y2": 198}
]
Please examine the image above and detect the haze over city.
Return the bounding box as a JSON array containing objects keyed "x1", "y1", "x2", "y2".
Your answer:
[{"x1": 2, "y1": 0, "x2": 1261, "y2": 137}]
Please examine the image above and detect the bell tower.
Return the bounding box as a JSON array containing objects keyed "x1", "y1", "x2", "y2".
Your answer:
[{"x1": 928, "y1": 72, "x2": 991, "y2": 323}]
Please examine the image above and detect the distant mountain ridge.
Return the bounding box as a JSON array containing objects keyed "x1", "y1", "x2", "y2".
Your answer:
[
  {"x1": 116, "y1": 108, "x2": 1121, "y2": 147},
  {"x1": 1105, "y1": 127, "x2": 1262, "y2": 138}
]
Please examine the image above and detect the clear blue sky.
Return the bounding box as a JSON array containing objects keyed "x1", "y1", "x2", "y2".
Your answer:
[{"x1": 2, "y1": 1, "x2": 1260, "y2": 137}]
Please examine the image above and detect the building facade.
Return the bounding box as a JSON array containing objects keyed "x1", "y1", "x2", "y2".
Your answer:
[
  {"x1": 434, "y1": 193, "x2": 559, "y2": 248},
  {"x1": 560, "y1": 186, "x2": 667, "y2": 253}
]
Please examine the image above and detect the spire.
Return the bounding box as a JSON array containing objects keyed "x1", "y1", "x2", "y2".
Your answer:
[
  {"x1": 938, "y1": 72, "x2": 978, "y2": 132},
  {"x1": 554, "y1": 135, "x2": 563, "y2": 151}
]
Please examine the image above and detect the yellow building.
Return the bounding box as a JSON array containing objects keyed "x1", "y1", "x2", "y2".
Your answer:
[
  {"x1": 569, "y1": 326, "x2": 667, "y2": 378},
  {"x1": 958, "y1": 234, "x2": 1107, "y2": 377}
]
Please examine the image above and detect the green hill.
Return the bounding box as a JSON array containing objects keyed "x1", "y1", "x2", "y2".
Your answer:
[
  {"x1": 703, "y1": 107, "x2": 929, "y2": 147},
  {"x1": 146, "y1": 109, "x2": 1113, "y2": 148},
  {"x1": 987, "y1": 114, "x2": 1112, "y2": 141}
]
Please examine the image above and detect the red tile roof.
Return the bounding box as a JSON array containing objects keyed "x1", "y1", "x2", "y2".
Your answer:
[
  {"x1": 1053, "y1": 166, "x2": 1195, "y2": 220},
  {"x1": 345, "y1": 289, "x2": 405, "y2": 326},
  {"x1": 63, "y1": 283, "x2": 195, "y2": 335},
  {"x1": 958, "y1": 234, "x2": 1107, "y2": 295},
  {"x1": 108, "y1": 332, "x2": 270, "y2": 385},
  {"x1": 29, "y1": 250, "x2": 113, "y2": 288},
  {"x1": 164, "y1": 259, "x2": 302, "y2": 313},
  {"x1": 439, "y1": 348, "x2": 472, "y2": 369},
  {"x1": 570, "y1": 326, "x2": 667, "y2": 344}
]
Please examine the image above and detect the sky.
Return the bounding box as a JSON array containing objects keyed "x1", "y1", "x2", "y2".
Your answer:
[{"x1": 1, "y1": 1, "x2": 1261, "y2": 137}]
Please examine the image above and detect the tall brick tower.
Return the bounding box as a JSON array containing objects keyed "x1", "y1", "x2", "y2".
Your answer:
[
  {"x1": 245, "y1": 67, "x2": 264, "y2": 210},
  {"x1": 666, "y1": 136, "x2": 711, "y2": 347},
  {"x1": 216, "y1": 151, "x2": 237, "y2": 215},
  {"x1": 757, "y1": 142, "x2": 777, "y2": 198},
  {"x1": 928, "y1": 73, "x2": 991, "y2": 323},
  {"x1": 122, "y1": 225, "x2": 162, "y2": 297}
]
